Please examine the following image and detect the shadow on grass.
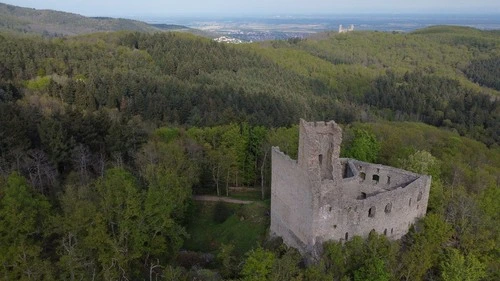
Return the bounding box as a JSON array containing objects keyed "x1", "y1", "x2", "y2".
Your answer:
[{"x1": 183, "y1": 200, "x2": 269, "y2": 257}]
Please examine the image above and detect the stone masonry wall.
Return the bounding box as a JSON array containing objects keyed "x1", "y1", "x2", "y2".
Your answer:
[
  {"x1": 316, "y1": 174, "x2": 431, "y2": 243},
  {"x1": 271, "y1": 119, "x2": 432, "y2": 257},
  {"x1": 270, "y1": 148, "x2": 314, "y2": 254}
]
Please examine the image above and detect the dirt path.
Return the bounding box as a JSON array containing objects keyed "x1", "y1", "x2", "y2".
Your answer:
[{"x1": 192, "y1": 195, "x2": 253, "y2": 205}]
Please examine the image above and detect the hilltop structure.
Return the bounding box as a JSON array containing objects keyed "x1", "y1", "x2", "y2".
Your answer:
[
  {"x1": 339, "y1": 24, "x2": 354, "y2": 33},
  {"x1": 270, "y1": 120, "x2": 431, "y2": 257}
]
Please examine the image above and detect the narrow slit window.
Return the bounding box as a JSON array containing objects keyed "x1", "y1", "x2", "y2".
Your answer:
[
  {"x1": 385, "y1": 203, "x2": 392, "y2": 213},
  {"x1": 368, "y1": 207, "x2": 376, "y2": 217},
  {"x1": 417, "y1": 191, "x2": 423, "y2": 202},
  {"x1": 409, "y1": 198, "x2": 412, "y2": 207},
  {"x1": 318, "y1": 154, "x2": 323, "y2": 165},
  {"x1": 387, "y1": 176, "x2": 391, "y2": 184},
  {"x1": 345, "y1": 232, "x2": 349, "y2": 241},
  {"x1": 384, "y1": 229, "x2": 387, "y2": 235}
]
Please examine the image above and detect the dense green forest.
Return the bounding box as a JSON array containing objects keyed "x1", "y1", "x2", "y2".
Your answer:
[{"x1": 0, "y1": 24, "x2": 499, "y2": 280}]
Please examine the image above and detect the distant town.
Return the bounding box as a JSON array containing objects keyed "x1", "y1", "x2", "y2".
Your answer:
[
  {"x1": 141, "y1": 14, "x2": 500, "y2": 41},
  {"x1": 214, "y1": 24, "x2": 354, "y2": 44},
  {"x1": 213, "y1": 36, "x2": 245, "y2": 44}
]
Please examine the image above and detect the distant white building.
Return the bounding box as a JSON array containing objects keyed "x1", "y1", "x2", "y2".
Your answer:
[
  {"x1": 339, "y1": 24, "x2": 354, "y2": 33},
  {"x1": 213, "y1": 36, "x2": 244, "y2": 44}
]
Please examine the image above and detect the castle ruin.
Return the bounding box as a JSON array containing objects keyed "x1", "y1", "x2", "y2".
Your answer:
[
  {"x1": 270, "y1": 120, "x2": 431, "y2": 257},
  {"x1": 339, "y1": 24, "x2": 354, "y2": 33}
]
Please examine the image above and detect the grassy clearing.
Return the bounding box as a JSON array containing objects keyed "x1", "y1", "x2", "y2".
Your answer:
[
  {"x1": 227, "y1": 188, "x2": 262, "y2": 201},
  {"x1": 183, "y1": 200, "x2": 269, "y2": 256},
  {"x1": 194, "y1": 186, "x2": 264, "y2": 201}
]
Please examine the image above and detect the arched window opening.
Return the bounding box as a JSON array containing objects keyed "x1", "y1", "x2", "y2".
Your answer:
[
  {"x1": 368, "y1": 206, "x2": 376, "y2": 217},
  {"x1": 384, "y1": 229, "x2": 387, "y2": 235},
  {"x1": 372, "y1": 174, "x2": 380, "y2": 184},
  {"x1": 385, "y1": 203, "x2": 392, "y2": 213},
  {"x1": 360, "y1": 172, "x2": 366, "y2": 180},
  {"x1": 391, "y1": 228, "x2": 394, "y2": 234}
]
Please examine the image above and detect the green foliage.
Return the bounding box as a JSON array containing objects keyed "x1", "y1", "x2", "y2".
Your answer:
[
  {"x1": 465, "y1": 57, "x2": 500, "y2": 90},
  {"x1": 400, "y1": 150, "x2": 440, "y2": 178},
  {"x1": 322, "y1": 241, "x2": 346, "y2": 277},
  {"x1": 184, "y1": 201, "x2": 268, "y2": 256},
  {"x1": 0, "y1": 20, "x2": 499, "y2": 281},
  {"x1": 478, "y1": 185, "x2": 500, "y2": 221},
  {"x1": 241, "y1": 247, "x2": 276, "y2": 281},
  {"x1": 353, "y1": 256, "x2": 390, "y2": 281},
  {"x1": 0, "y1": 173, "x2": 52, "y2": 280},
  {"x1": 440, "y1": 248, "x2": 486, "y2": 281},
  {"x1": 270, "y1": 247, "x2": 302, "y2": 281},
  {"x1": 217, "y1": 243, "x2": 238, "y2": 278},
  {"x1": 343, "y1": 128, "x2": 380, "y2": 162},
  {"x1": 313, "y1": 232, "x2": 398, "y2": 281},
  {"x1": 90, "y1": 168, "x2": 145, "y2": 279},
  {"x1": 2, "y1": 26, "x2": 498, "y2": 142},
  {"x1": 51, "y1": 166, "x2": 194, "y2": 280},
  {"x1": 154, "y1": 127, "x2": 180, "y2": 143},
  {"x1": 268, "y1": 125, "x2": 299, "y2": 159},
  {"x1": 400, "y1": 214, "x2": 454, "y2": 281},
  {"x1": 365, "y1": 70, "x2": 499, "y2": 145},
  {"x1": 38, "y1": 117, "x2": 74, "y2": 170},
  {"x1": 26, "y1": 75, "x2": 51, "y2": 91},
  {"x1": 0, "y1": 2, "x2": 169, "y2": 36}
]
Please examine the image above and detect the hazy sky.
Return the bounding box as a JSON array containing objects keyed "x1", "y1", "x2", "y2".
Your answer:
[{"x1": 3, "y1": 0, "x2": 500, "y2": 17}]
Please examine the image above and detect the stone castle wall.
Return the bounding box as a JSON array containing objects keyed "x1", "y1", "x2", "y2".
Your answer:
[
  {"x1": 271, "y1": 119, "x2": 432, "y2": 256},
  {"x1": 270, "y1": 148, "x2": 314, "y2": 253}
]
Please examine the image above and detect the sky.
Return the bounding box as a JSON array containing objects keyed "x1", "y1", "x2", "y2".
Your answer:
[{"x1": 3, "y1": 0, "x2": 500, "y2": 17}]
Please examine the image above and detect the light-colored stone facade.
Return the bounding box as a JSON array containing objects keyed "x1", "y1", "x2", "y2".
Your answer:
[{"x1": 270, "y1": 119, "x2": 431, "y2": 257}]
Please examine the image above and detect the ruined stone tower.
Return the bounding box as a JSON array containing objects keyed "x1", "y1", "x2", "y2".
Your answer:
[{"x1": 270, "y1": 119, "x2": 431, "y2": 257}]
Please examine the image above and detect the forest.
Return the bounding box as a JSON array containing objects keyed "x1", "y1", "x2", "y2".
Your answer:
[{"x1": 0, "y1": 24, "x2": 499, "y2": 280}]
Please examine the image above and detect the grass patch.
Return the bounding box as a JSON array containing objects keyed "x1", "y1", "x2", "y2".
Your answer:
[
  {"x1": 183, "y1": 200, "x2": 269, "y2": 256},
  {"x1": 193, "y1": 186, "x2": 263, "y2": 201},
  {"x1": 228, "y1": 188, "x2": 262, "y2": 201}
]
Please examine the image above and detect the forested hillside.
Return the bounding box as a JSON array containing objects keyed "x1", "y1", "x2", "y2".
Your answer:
[
  {"x1": 0, "y1": 3, "x2": 199, "y2": 37},
  {"x1": 0, "y1": 25, "x2": 499, "y2": 280}
]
